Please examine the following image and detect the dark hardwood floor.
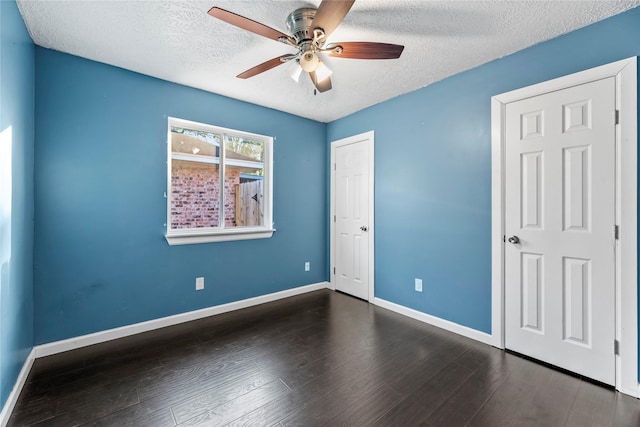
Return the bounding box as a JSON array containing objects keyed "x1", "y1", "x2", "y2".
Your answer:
[{"x1": 8, "y1": 289, "x2": 640, "y2": 426}]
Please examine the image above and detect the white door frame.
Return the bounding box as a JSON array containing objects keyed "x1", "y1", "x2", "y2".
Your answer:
[
  {"x1": 491, "y1": 57, "x2": 637, "y2": 396},
  {"x1": 330, "y1": 131, "x2": 375, "y2": 302}
]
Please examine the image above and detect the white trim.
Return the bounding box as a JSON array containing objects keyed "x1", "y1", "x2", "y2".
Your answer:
[
  {"x1": 171, "y1": 152, "x2": 264, "y2": 170},
  {"x1": 616, "y1": 57, "x2": 638, "y2": 397},
  {"x1": 34, "y1": 282, "x2": 328, "y2": 358},
  {"x1": 0, "y1": 349, "x2": 36, "y2": 427},
  {"x1": 373, "y1": 298, "x2": 492, "y2": 345},
  {"x1": 166, "y1": 228, "x2": 275, "y2": 245},
  {"x1": 491, "y1": 57, "x2": 637, "y2": 396},
  {"x1": 329, "y1": 131, "x2": 375, "y2": 302},
  {"x1": 168, "y1": 117, "x2": 270, "y2": 142},
  {"x1": 490, "y1": 96, "x2": 506, "y2": 349}
]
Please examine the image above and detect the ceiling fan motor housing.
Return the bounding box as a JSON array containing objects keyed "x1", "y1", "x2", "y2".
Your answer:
[{"x1": 286, "y1": 8, "x2": 317, "y2": 44}]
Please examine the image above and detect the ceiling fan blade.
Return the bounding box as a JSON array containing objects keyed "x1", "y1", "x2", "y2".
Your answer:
[
  {"x1": 311, "y1": 0, "x2": 355, "y2": 39},
  {"x1": 326, "y1": 42, "x2": 405, "y2": 59},
  {"x1": 310, "y1": 71, "x2": 332, "y2": 93},
  {"x1": 208, "y1": 7, "x2": 288, "y2": 42},
  {"x1": 237, "y1": 56, "x2": 288, "y2": 79}
]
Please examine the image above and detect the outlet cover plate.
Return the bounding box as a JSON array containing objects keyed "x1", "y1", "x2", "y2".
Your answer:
[
  {"x1": 415, "y1": 278, "x2": 423, "y2": 292},
  {"x1": 196, "y1": 277, "x2": 204, "y2": 290},
  {"x1": 305, "y1": 262, "x2": 310, "y2": 272}
]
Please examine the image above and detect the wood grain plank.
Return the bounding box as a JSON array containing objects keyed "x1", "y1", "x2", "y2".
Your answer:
[
  {"x1": 612, "y1": 393, "x2": 640, "y2": 427},
  {"x1": 565, "y1": 380, "x2": 616, "y2": 427},
  {"x1": 371, "y1": 359, "x2": 476, "y2": 426},
  {"x1": 467, "y1": 356, "x2": 556, "y2": 426},
  {"x1": 171, "y1": 370, "x2": 280, "y2": 424},
  {"x1": 86, "y1": 403, "x2": 176, "y2": 427},
  {"x1": 425, "y1": 349, "x2": 508, "y2": 427},
  {"x1": 176, "y1": 380, "x2": 289, "y2": 426},
  {"x1": 321, "y1": 383, "x2": 403, "y2": 426},
  {"x1": 32, "y1": 386, "x2": 139, "y2": 426}
]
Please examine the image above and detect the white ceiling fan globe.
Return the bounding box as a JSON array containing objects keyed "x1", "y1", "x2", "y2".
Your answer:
[{"x1": 299, "y1": 51, "x2": 319, "y2": 72}]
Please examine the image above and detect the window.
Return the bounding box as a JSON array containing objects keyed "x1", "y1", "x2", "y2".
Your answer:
[{"x1": 165, "y1": 117, "x2": 274, "y2": 245}]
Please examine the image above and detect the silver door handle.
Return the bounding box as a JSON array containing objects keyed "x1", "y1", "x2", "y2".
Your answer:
[
  {"x1": 507, "y1": 235, "x2": 520, "y2": 244},
  {"x1": 360, "y1": 226, "x2": 368, "y2": 232}
]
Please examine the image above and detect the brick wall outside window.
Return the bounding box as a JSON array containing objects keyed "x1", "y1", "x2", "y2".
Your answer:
[{"x1": 171, "y1": 160, "x2": 240, "y2": 229}]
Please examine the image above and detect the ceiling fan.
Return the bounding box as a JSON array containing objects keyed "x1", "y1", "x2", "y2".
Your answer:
[{"x1": 208, "y1": 0, "x2": 404, "y2": 93}]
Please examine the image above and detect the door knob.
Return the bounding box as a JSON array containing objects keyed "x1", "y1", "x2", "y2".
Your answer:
[
  {"x1": 360, "y1": 226, "x2": 368, "y2": 232},
  {"x1": 507, "y1": 235, "x2": 520, "y2": 244}
]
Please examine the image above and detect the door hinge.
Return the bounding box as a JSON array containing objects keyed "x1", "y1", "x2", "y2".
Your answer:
[
  {"x1": 334, "y1": 215, "x2": 336, "y2": 223},
  {"x1": 333, "y1": 267, "x2": 336, "y2": 275},
  {"x1": 614, "y1": 225, "x2": 619, "y2": 240},
  {"x1": 615, "y1": 339, "x2": 620, "y2": 355},
  {"x1": 615, "y1": 110, "x2": 620, "y2": 125},
  {"x1": 334, "y1": 163, "x2": 336, "y2": 170},
  {"x1": 503, "y1": 235, "x2": 506, "y2": 243}
]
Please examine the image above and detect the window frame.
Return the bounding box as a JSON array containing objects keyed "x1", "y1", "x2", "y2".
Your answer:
[{"x1": 165, "y1": 117, "x2": 274, "y2": 245}]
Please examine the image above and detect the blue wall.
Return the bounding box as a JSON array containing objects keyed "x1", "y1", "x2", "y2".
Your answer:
[
  {"x1": 34, "y1": 49, "x2": 327, "y2": 344},
  {"x1": 0, "y1": 0, "x2": 35, "y2": 410},
  {"x1": 327, "y1": 7, "x2": 640, "y2": 334}
]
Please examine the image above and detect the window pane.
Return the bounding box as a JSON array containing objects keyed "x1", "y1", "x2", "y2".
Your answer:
[
  {"x1": 171, "y1": 127, "x2": 221, "y2": 157},
  {"x1": 170, "y1": 128, "x2": 221, "y2": 229},
  {"x1": 224, "y1": 135, "x2": 265, "y2": 228}
]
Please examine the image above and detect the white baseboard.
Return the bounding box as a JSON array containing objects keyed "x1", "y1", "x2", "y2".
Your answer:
[
  {"x1": 0, "y1": 349, "x2": 36, "y2": 427},
  {"x1": 621, "y1": 383, "x2": 639, "y2": 399},
  {"x1": 35, "y1": 281, "x2": 329, "y2": 358},
  {"x1": 373, "y1": 297, "x2": 492, "y2": 345}
]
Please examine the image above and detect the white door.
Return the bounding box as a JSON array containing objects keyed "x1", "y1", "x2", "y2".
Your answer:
[
  {"x1": 334, "y1": 137, "x2": 371, "y2": 300},
  {"x1": 505, "y1": 77, "x2": 616, "y2": 385}
]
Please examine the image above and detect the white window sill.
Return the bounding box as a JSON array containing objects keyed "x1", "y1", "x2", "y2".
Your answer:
[{"x1": 165, "y1": 228, "x2": 275, "y2": 245}]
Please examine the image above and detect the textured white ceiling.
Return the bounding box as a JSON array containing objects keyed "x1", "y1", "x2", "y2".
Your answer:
[{"x1": 16, "y1": 1, "x2": 640, "y2": 122}]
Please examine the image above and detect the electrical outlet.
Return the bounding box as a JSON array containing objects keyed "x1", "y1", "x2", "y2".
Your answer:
[
  {"x1": 304, "y1": 262, "x2": 310, "y2": 272},
  {"x1": 196, "y1": 277, "x2": 204, "y2": 291},
  {"x1": 415, "y1": 278, "x2": 423, "y2": 292}
]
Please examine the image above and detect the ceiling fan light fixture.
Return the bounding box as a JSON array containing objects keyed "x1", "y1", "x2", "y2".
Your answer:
[
  {"x1": 315, "y1": 60, "x2": 333, "y2": 82},
  {"x1": 288, "y1": 60, "x2": 303, "y2": 82},
  {"x1": 299, "y1": 51, "x2": 319, "y2": 72}
]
